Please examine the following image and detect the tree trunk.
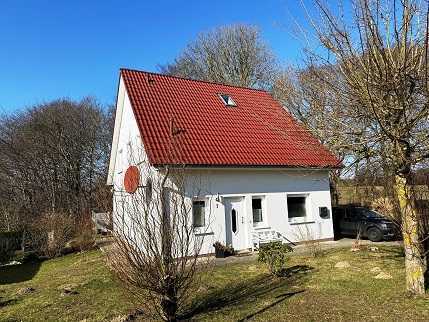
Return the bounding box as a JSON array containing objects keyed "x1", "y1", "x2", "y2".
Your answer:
[
  {"x1": 161, "y1": 276, "x2": 178, "y2": 322},
  {"x1": 330, "y1": 172, "x2": 339, "y2": 206},
  {"x1": 160, "y1": 168, "x2": 177, "y2": 321},
  {"x1": 395, "y1": 174, "x2": 426, "y2": 294}
]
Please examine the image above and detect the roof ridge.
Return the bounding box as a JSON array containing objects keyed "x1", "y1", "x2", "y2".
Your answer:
[{"x1": 120, "y1": 67, "x2": 269, "y2": 93}]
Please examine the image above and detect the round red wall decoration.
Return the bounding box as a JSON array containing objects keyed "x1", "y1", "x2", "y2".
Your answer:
[{"x1": 124, "y1": 166, "x2": 140, "y2": 193}]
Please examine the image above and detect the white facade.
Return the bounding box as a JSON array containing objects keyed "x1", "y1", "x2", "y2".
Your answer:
[
  {"x1": 108, "y1": 79, "x2": 335, "y2": 255},
  {"x1": 182, "y1": 168, "x2": 334, "y2": 254}
]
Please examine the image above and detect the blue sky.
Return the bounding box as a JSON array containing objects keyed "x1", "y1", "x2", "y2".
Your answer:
[{"x1": 1, "y1": 0, "x2": 316, "y2": 112}]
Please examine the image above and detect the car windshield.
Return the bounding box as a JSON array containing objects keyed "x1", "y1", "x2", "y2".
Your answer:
[{"x1": 362, "y1": 209, "x2": 384, "y2": 219}]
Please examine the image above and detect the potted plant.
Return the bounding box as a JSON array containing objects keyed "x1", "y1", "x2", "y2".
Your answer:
[{"x1": 213, "y1": 241, "x2": 235, "y2": 258}]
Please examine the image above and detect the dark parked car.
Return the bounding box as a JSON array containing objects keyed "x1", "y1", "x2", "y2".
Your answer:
[{"x1": 332, "y1": 206, "x2": 398, "y2": 242}]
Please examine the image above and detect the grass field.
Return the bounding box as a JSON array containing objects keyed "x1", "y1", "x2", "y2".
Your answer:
[{"x1": 1, "y1": 246, "x2": 429, "y2": 321}]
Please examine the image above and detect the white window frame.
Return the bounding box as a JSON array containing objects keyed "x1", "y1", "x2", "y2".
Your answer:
[
  {"x1": 192, "y1": 197, "x2": 215, "y2": 236},
  {"x1": 252, "y1": 195, "x2": 267, "y2": 228},
  {"x1": 192, "y1": 199, "x2": 206, "y2": 228},
  {"x1": 219, "y1": 93, "x2": 237, "y2": 106},
  {"x1": 286, "y1": 193, "x2": 312, "y2": 224}
]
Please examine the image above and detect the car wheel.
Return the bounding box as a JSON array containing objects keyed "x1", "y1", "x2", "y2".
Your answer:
[{"x1": 367, "y1": 227, "x2": 383, "y2": 242}]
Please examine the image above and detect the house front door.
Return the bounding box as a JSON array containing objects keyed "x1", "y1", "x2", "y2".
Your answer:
[{"x1": 224, "y1": 197, "x2": 247, "y2": 251}]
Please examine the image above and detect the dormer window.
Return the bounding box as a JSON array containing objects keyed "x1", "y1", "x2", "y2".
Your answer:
[{"x1": 219, "y1": 94, "x2": 236, "y2": 107}]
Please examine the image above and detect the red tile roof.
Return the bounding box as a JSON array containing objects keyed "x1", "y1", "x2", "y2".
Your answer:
[{"x1": 120, "y1": 68, "x2": 340, "y2": 168}]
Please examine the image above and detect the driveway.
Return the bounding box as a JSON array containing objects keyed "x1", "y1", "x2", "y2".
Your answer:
[
  {"x1": 214, "y1": 238, "x2": 403, "y2": 266},
  {"x1": 302, "y1": 237, "x2": 402, "y2": 252}
]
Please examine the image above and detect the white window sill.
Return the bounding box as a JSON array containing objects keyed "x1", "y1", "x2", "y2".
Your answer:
[
  {"x1": 289, "y1": 220, "x2": 315, "y2": 225},
  {"x1": 253, "y1": 225, "x2": 271, "y2": 230},
  {"x1": 195, "y1": 231, "x2": 214, "y2": 236},
  {"x1": 193, "y1": 228, "x2": 214, "y2": 236}
]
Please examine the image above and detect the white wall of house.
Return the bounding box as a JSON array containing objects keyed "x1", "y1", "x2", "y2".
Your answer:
[
  {"x1": 182, "y1": 168, "x2": 334, "y2": 254},
  {"x1": 108, "y1": 76, "x2": 149, "y2": 189},
  {"x1": 108, "y1": 83, "x2": 335, "y2": 256},
  {"x1": 108, "y1": 77, "x2": 152, "y2": 237}
]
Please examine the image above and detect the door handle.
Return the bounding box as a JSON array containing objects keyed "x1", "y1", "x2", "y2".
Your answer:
[{"x1": 242, "y1": 217, "x2": 244, "y2": 224}]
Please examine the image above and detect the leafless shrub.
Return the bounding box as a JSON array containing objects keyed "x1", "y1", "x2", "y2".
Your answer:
[
  {"x1": 351, "y1": 229, "x2": 362, "y2": 252},
  {"x1": 28, "y1": 212, "x2": 75, "y2": 258},
  {"x1": 0, "y1": 209, "x2": 22, "y2": 263},
  {"x1": 0, "y1": 231, "x2": 22, "y2": 264},
  {"x1": 294, "y1": 224, "x2": 324, "y2": 257},
  {"x1": 106, "y1": 143, "x2": 212, "y2": 321},
  {"x1": 0, "y1": 209, "x2": 20, "y2": 233},
  {"x1": 372, "y1": 197, "x2": 401, "y2": 227},
  {"x1": 71, "y1": 214, "x2": 97, "y2": 252}
]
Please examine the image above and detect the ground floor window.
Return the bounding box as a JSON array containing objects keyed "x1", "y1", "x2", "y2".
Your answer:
[
  {"x1": 192, "y1": 200, "x2": 205, "y2": 228},
  {"x1": 287, "y1": 195, "x2": 307, "y2": 221},
  {"x1": 252, "y1": 197, "x2": 263, "y2": 226}
]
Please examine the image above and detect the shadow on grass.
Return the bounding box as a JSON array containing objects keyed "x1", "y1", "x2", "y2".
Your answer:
[
  {"x1": 181, "y1": 265, "x2": 312, "y2": 320},
  {"x1": 0, "y1": 261, "x2": 41, "y2": 285},
  {"x1": 237, "y1": 290, "x2": 304, "y2": 321},
  {"x1": 277, "y1": 264, "x2": 313, "y2": 277},
  {"x1": 0, "y1": 297, "x2": 18, "y2": 307}
]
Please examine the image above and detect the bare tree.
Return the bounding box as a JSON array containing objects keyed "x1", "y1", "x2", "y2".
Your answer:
[
  {"x1": 0, "y1": 98, "x2": 112, "y2": 223},
  {"x1": 288, "y1": 0, "x2": 429, "y2": 294},
  {"x1": 272, "y1": 66, "x2": 349, "y2": 205},
  {"x1": 160, "y1": 24, "x2": 278, "y2": 89},
  {"x1": 107, "y1": 143, "x2": 212, "y2": 321},
  {"x1": 0, "y1": 98, "x2": 113, "y2": 256}
]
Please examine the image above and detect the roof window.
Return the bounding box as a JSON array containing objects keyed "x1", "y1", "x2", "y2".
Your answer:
[{"x1": 219, "y1": 94, "x2": 236, "y2": 107}]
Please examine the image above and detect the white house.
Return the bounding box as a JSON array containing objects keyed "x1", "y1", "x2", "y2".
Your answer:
[{"x1": 107, "y1": 68, "x2": 341, "y2": 255}]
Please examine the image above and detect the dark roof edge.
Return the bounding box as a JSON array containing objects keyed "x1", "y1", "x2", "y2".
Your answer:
[{"x1": 152, "y1": 163, "x2": 343, "y2": 170}]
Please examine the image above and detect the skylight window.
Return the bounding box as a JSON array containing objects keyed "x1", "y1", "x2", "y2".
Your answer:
[{"x1": 219, "y1": 94, "x2": 237, "y2": 107}]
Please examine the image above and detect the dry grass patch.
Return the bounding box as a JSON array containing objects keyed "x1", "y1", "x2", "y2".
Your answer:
[{"x1": 1, "y1": 246, "x2": 428, "y2": 321}]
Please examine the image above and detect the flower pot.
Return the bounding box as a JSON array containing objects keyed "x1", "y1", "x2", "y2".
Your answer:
[{"x1": 215, "y1": 248, "x2": 226, "y2": 258}]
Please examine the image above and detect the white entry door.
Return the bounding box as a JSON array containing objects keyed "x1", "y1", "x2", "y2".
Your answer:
[{"x1": 224, "y1": 197, "x2": 247, "y2": 250}]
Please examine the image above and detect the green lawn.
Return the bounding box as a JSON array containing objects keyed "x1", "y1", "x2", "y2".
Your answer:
[
  {"x1": 1, "y1": 246, "x2": 429, "y2": 321},
  {"x1": 0, "y1": 251, "x2": 132, "y2": 322}
]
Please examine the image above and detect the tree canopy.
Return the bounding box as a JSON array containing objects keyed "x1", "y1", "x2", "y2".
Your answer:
[{"x1": 160, "y1": 24, "x2": 278, "y2": 89}]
